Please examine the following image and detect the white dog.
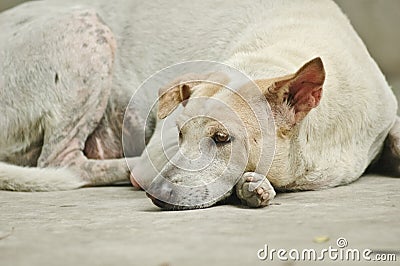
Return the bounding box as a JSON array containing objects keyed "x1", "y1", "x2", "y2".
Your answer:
[{"x1": 0, "y1": 0, "x2": 398, "y2": 209}]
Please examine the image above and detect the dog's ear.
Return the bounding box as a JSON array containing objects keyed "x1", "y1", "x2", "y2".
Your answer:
[
  {"x1": 158, "y1": 72, "x2": 229, "y2": 119},
  {"x1": 158, "y1": 73, "x2": 199, "y2": 119},
  {"x1": 265, "y1": 57, "x2": 325, "y2": 123}
]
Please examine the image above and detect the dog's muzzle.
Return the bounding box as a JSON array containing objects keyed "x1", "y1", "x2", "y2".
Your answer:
[{"x1": 145, "y1": 175, "x2": 227, "y2": 210}]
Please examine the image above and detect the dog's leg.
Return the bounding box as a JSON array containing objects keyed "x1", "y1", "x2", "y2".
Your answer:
[
  {"x1": 0, "y1": 7, "x2": 157, "y2": 191},
  {"x1": 31, "y1": 10, "x2": 135, "y2": 187},
  {"x1": 236, "y1": 172, "x2": 276, "y2": 207},
  {"x1": 375, "y1": 116, "x2": 400, "y2": 176}
]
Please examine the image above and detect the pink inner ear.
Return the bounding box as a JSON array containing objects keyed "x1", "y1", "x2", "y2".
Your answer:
[
  {"x1": 289, "y1": 63, "x2": 324, "y2": 120},
  {"x1": 291, "y1": 82, "x2": 322, "y2": 113}
]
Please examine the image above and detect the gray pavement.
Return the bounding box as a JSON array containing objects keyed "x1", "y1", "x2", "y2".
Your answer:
[{"x1": 0, "y1": 174, "x2": 399, "y2": 266}]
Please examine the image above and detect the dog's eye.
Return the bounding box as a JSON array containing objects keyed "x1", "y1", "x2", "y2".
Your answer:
[{"x1": 213, "y1": 132, "x2": 231, "y2": 144}]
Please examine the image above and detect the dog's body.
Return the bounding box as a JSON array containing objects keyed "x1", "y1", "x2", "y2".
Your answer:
[{"x1": 0, "y1": 0, "x2": 398, "y2": 209}]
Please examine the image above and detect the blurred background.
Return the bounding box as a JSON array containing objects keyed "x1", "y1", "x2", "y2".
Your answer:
[{"x1": 1, "y1": 0, "x2": 399, "y2": 104}]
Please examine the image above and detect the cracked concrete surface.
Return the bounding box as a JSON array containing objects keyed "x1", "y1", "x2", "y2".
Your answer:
[{"x1": 0, "y1": 174, "x2": 399, "y2": 266}]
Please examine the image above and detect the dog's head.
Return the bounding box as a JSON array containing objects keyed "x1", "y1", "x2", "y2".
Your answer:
[{"x1": 147, "y1": 58, "x2": 325, "y2": 210}]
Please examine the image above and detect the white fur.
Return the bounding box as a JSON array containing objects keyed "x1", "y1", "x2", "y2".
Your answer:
[{"x1": 0, "y1": 162, "x2": 85, "y2": 191}]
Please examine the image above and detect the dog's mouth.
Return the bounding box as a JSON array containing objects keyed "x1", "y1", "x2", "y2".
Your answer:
[
  {"x1": 144, "y1": 168, "x2": 238, "y2": 211},
  {"x1": 146, "y1": 192, "x2": 216, "y2": 211}
]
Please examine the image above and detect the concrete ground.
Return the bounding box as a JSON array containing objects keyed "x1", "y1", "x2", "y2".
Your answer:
[{"x1": 0, "y1": 174, "x2": 399, "y2": 266}]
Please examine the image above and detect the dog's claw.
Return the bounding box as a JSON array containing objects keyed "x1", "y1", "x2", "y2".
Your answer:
[
  {"x1": 236, "y1": 172, "x2": 276, "y2": 208},
  {"x1": 246, "y1": 173, "x2": 264, "y2": 191},
  {"x1": 262, "y1": 192, "x2": 270, "y2": 200}
]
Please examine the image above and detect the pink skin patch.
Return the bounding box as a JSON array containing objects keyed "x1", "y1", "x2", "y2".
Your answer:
[{"x1": 130, "y1": 174, "x2": 142, "y2": 189}]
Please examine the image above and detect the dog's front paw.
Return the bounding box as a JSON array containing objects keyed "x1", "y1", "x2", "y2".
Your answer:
[{"x1": 236, "y1": 172, "x2": 276, "y2": 208}]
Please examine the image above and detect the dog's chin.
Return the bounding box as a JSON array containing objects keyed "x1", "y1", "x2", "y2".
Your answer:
[{"x1": 146, "y1": 191, "x2": 233, "y2": 211}]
